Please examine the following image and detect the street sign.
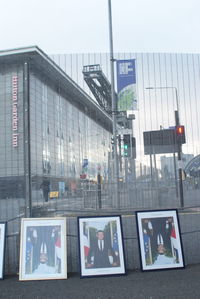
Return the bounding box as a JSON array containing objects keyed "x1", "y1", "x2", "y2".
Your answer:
[{"x1": 143, "y1": 129, "x2": 179, "y2": 155}]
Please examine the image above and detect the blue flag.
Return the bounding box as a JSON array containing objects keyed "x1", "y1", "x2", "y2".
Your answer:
[{"x1": 113, "y1": 232, "x2": 119, "y2": 252}]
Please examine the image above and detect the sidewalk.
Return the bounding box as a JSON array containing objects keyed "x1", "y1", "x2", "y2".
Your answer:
[{"x1": 1, "y1": 264, "x2": 200, "y2": 299}]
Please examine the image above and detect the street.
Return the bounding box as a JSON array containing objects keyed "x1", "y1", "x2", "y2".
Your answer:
[{"x1": 1, "y1": 263, "x2": 200, "y2": 298}]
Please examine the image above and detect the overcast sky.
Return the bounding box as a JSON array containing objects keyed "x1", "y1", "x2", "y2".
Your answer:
[{"x1": 1, "y1": 0, "x2": 199, "y2": 54}]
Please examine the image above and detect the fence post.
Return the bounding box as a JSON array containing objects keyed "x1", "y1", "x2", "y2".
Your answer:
[
  {"x1": 97, "y1": 174, "x2": 102, "y2": 209},
  {"x1": 23, "y1": 61, "x2": 32, "y2": 217}
]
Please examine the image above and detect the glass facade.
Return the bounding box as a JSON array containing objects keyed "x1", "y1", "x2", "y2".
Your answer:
[
  {"x1": 29, "y1": 71, "x2": 111, "y2": 195},
  {"x1": 0, "y1": 49, "x2": 112, "y2": 200}
]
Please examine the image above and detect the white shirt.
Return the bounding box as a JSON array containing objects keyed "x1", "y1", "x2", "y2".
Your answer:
[{"x1": 98, "y1": 240, "x2": 104, "y2": 251}]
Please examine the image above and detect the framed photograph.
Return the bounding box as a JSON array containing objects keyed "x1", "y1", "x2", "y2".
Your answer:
[
  {"x1": 136, "y1": 209, "x2": 185, "y2": 271},
  {"x1": 78, "y1": 215, "x2": 126, "y2": 277},
  {"x1": 19, "y1": 217, "x2": 67, "y2": 281},
  {"x1": 0, "y1": 222, "x2": 6, "y2": 279}
]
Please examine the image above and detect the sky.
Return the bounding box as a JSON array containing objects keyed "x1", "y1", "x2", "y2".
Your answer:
[{"x1": 0, "y1": 0, "x2": 200, "y2": 55}]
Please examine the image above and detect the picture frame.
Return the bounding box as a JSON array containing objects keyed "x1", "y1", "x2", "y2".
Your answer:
[
  {"x1": 135, "y1": 209, "x2": 185, "y2": 271},
  {"x1": 78, "y1": 215, "x2": 126, "y2": 278},
  {"x1": 19, "y1": 217, "x2": 67, "y2": 281},
  {"x1": 0, "y1": 222, "x2": 6, "y2": 279}
]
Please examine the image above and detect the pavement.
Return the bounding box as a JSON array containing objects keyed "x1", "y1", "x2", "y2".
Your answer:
[{"x1": 1, "y1": 263, "x2": 200, "y2": 299}]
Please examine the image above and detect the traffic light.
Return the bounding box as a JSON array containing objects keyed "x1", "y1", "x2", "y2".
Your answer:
[
  {"x1": 175, "y1": 125, "x2": 186, "y2": 144},
  {"x1": 123, "y1": 134, "x2": 131, "y2": 157}
]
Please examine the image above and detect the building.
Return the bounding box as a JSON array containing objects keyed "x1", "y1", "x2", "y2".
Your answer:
[
  {"x1": 160, "y1": 154, "x2": 194, "y2": 178},
  {"x1": 0, "y1": 46, "x2": 112, "y2": 201}
]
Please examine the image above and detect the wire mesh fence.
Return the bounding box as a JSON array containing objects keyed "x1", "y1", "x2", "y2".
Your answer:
[
  {"x1": 2, "y1": 188, "x2": 200, "y2": 275},
  {"x1": 1, "y1": 48, "x2": 200, "y2": 274},
  {"x1": 29, "y1": 179, "x2": 200, "y2": 215}
]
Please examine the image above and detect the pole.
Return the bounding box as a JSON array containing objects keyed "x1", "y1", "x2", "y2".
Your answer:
[
  {"x1": 175, "y1": 109, "x2": 184, "y2": 207},
  {"x1": 173, "y1": 152, "x2": 179, "y2": 198},
  {"x1": 150, "y1": 154, "x2": 153, "y2": 187},
  {"x1": 23, "y1": 62, "x2": 32, "y2": 217},
  {"x1": 153, "y1": 152, "x2": 159, "y2": 190},
  {"x1": 119, "y1": 136, "x2": 122, "y2": 173},
  {"x1": 97, "y1": 173, "x2": 102, "y2": 209},
  {"x1": 108, "y1": 0, "x2": 119, "y2": 207}
]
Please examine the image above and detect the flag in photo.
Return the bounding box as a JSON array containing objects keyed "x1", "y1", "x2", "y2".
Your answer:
[
  {"x1": 143, "y1": 233, "x2": 150, "y2": 254},
  {"x1": 26, "y1": 238, "x2": 33, "y2": 263},
  {"x1": 113, "y1": 232, "x2": 119, "y2": 254},
  {"x1": 83, "y1": 222, "x2": 90, "y2": 257},
  {"x1": 55, "y1": 234, "x2": 61, "y2": 259},
  {"x1": 143, "y1": 232, "x2": 152, "y2": 265},
  {"x1": 170, "y1": 225, "x2": 179, "y2": 262},
  {"x1": 110, "y1": 221, "x2": 119, "y2": 256},
  {"x1": 55, "y1": 233, "x2": 61, "y2": 273},
  {"x1": 25, "y1": 237, "x2": 33, "y2": 274}
]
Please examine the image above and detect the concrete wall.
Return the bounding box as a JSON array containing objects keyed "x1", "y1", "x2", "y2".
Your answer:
[{"x1": 5, "y1": 210, "x2": 200, "y2": 275}]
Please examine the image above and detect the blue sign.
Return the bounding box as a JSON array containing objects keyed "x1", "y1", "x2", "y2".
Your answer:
[
  {"x1": 59, "y1": 181, "x2": 65, "y2": 193},
  {"x1": 116, "y1": 59, "x2": 137, "y2": 111},
  {"x1": 82, "y1": 159, "x2": 88, "y2": 168}
]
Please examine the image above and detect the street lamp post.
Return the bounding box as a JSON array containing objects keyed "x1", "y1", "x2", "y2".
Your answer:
[
  {"x1": 108, "y1": 0, "x2": 120, "y2": 208},
  {"x1": 146, "y1": 86, "x2": 184, "y2": 207}
]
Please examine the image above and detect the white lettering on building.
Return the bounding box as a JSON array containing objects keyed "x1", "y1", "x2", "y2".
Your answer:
[{"x1": 12, "y1": 76, "x2": 19, "y2": 147}]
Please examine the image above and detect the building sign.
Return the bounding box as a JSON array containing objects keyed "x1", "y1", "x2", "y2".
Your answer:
[
  {"x1": 12, "y1": 76, "x2": 18, "y2": 147},
  {"x1": 116, "y1": 59, "x2": 137, "y2": 111}
]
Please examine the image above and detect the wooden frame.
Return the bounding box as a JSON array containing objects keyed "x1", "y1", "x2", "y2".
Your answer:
[
  {"x1": 78, "y1": 215, "x2": 126, "y2": 278},
  {"x1": 19, "y1": 217, "x2": 67, "y2": 280},
  {"x1": 136, "y1": 209, "x2": 185, "y2": 271}
]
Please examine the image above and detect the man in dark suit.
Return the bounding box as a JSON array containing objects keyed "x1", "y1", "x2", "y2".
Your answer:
[{"x1": 86, "y1": 230, "x2": 117, "y2": 269}]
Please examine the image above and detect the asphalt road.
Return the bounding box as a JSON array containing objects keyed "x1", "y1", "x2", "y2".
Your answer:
[{"x1": 1, "y1": 263, "x2": 200, "y2": 299}]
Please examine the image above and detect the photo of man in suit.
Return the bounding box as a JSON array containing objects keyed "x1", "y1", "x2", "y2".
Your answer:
[{"x1": 86, "y1": 230, "x2": 118, "y2": 269}]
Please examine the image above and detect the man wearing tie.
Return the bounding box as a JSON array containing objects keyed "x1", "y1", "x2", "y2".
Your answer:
[{"x1": 86, "y1": 230, "x2": 117, "y2": 268}]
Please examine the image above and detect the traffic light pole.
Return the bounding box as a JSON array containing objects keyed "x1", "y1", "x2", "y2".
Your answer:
[
  {"x1": 108, "y1": 0, "x2": 120, "y2": 208},
  {"x1": 175, "y1": 110, "x2": 184, "y2": 207}
]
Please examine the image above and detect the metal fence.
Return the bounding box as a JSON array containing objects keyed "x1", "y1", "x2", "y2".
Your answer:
[
  {"x1": 2, "y1": 179, "x2": 200, "y2": 274},
  {"x1": 2, "y1": 49, "x2": 200, "y2": 274},
  {"x1": 30, "y1": 179, "x2": 200, "y2": 214}
]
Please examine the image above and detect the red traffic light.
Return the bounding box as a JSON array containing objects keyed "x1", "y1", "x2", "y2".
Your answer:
[
  {"x1": 176, "y1": 125, "x2": 185, "y2": 135},
  {"x1": 175, "y1": 125, "x2": 186, "y2": 144}
]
